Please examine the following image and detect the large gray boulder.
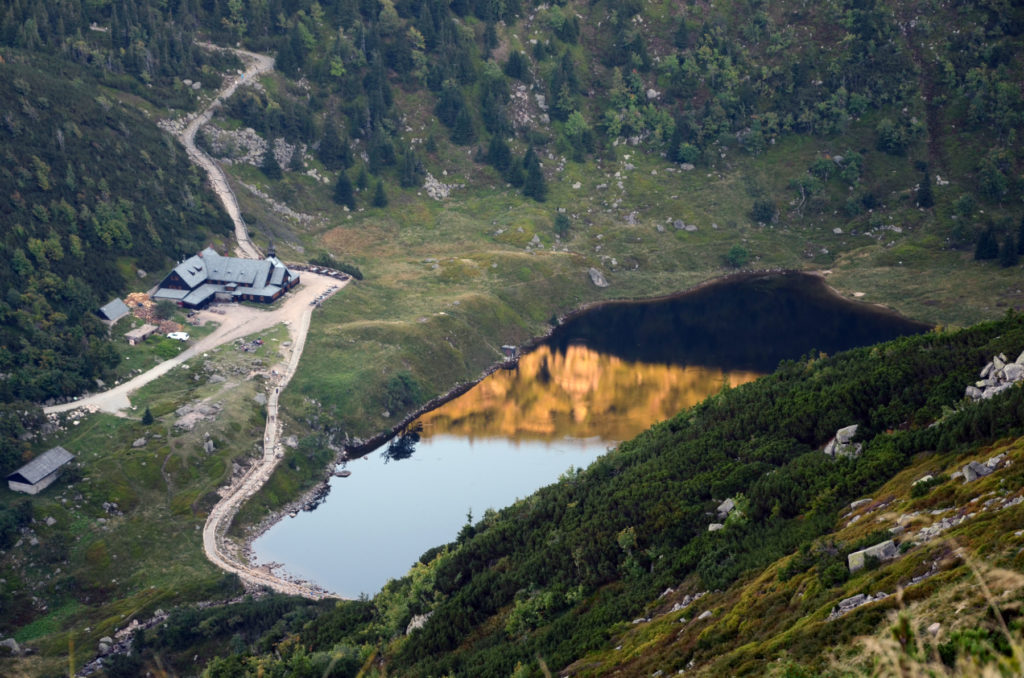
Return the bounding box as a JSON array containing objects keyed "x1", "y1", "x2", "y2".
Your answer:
[
  {"x1": 848, "y1": 539, "x2": 900, "y2": 572},
  {"x1": 0, "y1": 637, "x2": 21, "y2": 656},
  {"x1": 825, "y1": 424, "x2": 862, "y2": 458},
  {"x1": 716, "y1": 498, "x2": 735, "y2": 519},
  {"x1": 588, "y1": 267, "x2": 609, "y2": 288},
  {"x1": 961, "y1": 461, "x2": 993, "y2": 483}
]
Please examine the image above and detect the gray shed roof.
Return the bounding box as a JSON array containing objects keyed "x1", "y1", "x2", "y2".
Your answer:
[
  {"x1": 98, "y1": 298, "x2": 130, "y2": 321},
  {"x1": 7, "y1": 446, "x2": 74, "y2": 485}
]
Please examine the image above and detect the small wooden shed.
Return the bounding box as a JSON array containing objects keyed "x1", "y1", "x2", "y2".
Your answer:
[
  {"x1": 125, "y1": 324, "x2": 158, "y2": 345},
  {"x1": 6, "y1": 446, "x2": 74, "y2": 494}
]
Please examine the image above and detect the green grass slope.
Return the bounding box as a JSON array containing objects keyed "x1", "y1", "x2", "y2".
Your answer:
[{"x1": 128, "y1": 315, "x2": 1024, "y2": 678}]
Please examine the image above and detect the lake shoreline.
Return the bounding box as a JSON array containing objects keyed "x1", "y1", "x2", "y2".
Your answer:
[{"x1": 238, "y1": 267, "x2": 929, "y2": 587}]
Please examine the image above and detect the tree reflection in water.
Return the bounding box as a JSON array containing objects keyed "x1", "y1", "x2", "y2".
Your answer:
[{"x1": 382, "y1": 422, "x2": 423, "y2": 463}]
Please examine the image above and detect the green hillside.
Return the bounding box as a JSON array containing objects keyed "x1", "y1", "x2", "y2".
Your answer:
[
  {"x1": 116, "y1": 315, "x2": 1024, "y2": 677},
  {"x1": 1, "y1": 0, "x2": 1024, "y2": 675}
]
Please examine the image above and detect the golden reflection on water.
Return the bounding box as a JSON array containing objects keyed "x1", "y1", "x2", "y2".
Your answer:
[{"x1": 415, "y1": 344, "x2": 760, "y2": 443}]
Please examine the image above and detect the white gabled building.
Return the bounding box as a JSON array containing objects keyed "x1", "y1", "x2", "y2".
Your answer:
[{"x1": 6, "y1": 446, "x2": 75, "y2": 495}]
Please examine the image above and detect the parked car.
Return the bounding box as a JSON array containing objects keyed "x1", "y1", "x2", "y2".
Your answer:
[{"x1": 167, "y1": 331, "x2": 190, "y2": 341}]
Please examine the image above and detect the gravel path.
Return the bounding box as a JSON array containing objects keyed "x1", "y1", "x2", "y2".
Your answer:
[
  {"x1": 50, "y1": 45, "x2": 345, "y2": 600},
  {"x1": 178, "y1": 45, "x2": 272, "y2": 260},
  {"x1": 202, "y1": 275, "x2": 345, "y2": 599}
]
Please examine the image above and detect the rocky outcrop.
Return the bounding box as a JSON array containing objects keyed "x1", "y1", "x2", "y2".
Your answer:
[
  {"x1": 824, "y1": 424, "x2": 862, "y2": 458},
  {"x1": 422, "y1": 172, "x2": 461, "y2": 200},
  {"x1": 847, "y1": 539, "x2": 899, "y2": 572},
  {"x1": 965, "y1": 351, "x2": 1024, "y2": 400},
  {"x1": 828, "y1": 591, "x2": 889, "y2": 620},
  {"x1": 406, "y1": 612, "x2": 432, "y2": 635}
]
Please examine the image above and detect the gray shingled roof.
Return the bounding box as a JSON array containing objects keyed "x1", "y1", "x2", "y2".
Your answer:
[
  {"x1": 182, "y1": 284, "x2": 220, "y2": 306},
  {"x1": 173, "y1": 253, "x2": 209, "y2": 288},
  {"x1": 7, "y1": 446, "x2": 74, "y2": 485},
  {"x1": 151, "y1": 288, "x2": 190, "y2": 301},
  {"x1": 202, "y1": 248, "x2": 272, "y2": 286},
  {"x1": 98, "y1": 298, "x2": 130, "y2": 321}
]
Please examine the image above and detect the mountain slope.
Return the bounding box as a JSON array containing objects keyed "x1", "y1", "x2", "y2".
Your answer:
[{"x1": 142, "y1": 315, "x2": 1024, "y2": 677}]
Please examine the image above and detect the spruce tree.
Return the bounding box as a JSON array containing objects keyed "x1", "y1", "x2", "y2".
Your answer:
[
  {"x1": 1017, "y1": 216, "x2": 1024, "y2": 255},
  {"x1": 334, "y1": 172, "x2": 355, "y2": 209},
  {"x1": 260, "y1": 143, "x2": 282, "y2": 180},
  {"x1": 319, "y1": 124, "x2": 352, "y2": 171},
  {"x1": 141, "y1": 407, "x2": 154, "y2": 425},
  {"x1": 373, "y1": 179, "x2": 389, "y2": 207},
  {"x1": 522, "y1": 148, "x2": 547, "y2": 202},
  {"x1": 400, "y1": 147, "x2": 423, "y2": 188},
  {"x1": 999, "y1": 234, "x2": 1019, "y2": 267},
  {"x1": 451, "y1": 107, "x2": 476, "y2": 146},
  {"x1": 974, "y1": 226, "x2": 999, "y2": 260},
  {"x1": 917, "y1": 170, "x2": 934, "y2": 208},
  {"x1": 487, "y1": 135, "x2": 512, "y2": 173},
  {"x1": 356, "y1": 165, "x2": 369, "y2": 191}
]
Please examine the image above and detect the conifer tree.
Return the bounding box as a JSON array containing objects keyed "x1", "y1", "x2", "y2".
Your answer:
[
  {"x1": 999, "y1": 234, "x2": 1019, "y2": 267},
  {"x1": 522, "y1": 147, "x2": 547, "y2": 202},
  {"x1": 334, "y1": 172, "x2": 356, "y2": 209},
  {"x1": 318, "y1": 124, "x2": 352, "y2": 171},
  {"x1": 974, "y1": 225, "x2": 999, "y2": 260},
  {"x1": 1017, "y1": 216, "x2": 1024, "y2": 255},
  {"x1": 399, "y1": 147, "x2": 424, "y2": 188},
  {"x1": 356, "y1": 165, "x2": 369, "y2": 191},
  {"x1": 373, "y1": 179, "x2": 389, "y2": 207},
  {"x1": 917, "y1": 170, "x2": 934, "y2": 208},
  {"x1": 451, "y1": 107, "x2": 476, "y2": 145},
  {"x1": 260, "y1": 143, "x2": 282, "y2": 180},
  {"x1": 142, "y1": 407, "x2": 154, "y2": 425}
]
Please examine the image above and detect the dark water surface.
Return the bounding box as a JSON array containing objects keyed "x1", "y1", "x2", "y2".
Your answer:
[{"x1": 253, "y1": 272, "x2": 930, "y2": 597}]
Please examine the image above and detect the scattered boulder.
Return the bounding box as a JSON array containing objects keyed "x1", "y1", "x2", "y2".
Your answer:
[
  {"x1": 45, "y1": 516, "x2": 56, "y2": 526},
  {"x1": 696, "y1": 610, "x2": 713, "y2": 621},
  {"x1": 208, "y1": 374, "x2": 227, "y2": 384},
  {"x1": 132, "y1": 437, "x2": 147, "y2": 448},
  {"x1": 824, "y1": 424, "x2": 862, "y2": 458},
  {"x1": 0, "y1": 637, "x2": 21, "y2": 656},
  {"x1": 716, "y1": 498, "x2": 735, "y2": 520},
  {"x1": 961, "y1": 461, "x2": 992, "y2": 483},
  {"x1": 588, "y1": 268, "x2": 609, "y2": 288},
  {"x1": 284, "y1": 435, "x2": 299, "y2": 448},
  {"x1": 849, "y1": 498, "x2": 873, "y2": 510},
  {"x1": 204, "y1": 439, "x2": 216, "y2": 454},
  {"x1": 707, "y1": 523, "x2": 724, "y2": 532},
  {"x1": 848, "y1": 539, "x2": 899, "y2": 572}
]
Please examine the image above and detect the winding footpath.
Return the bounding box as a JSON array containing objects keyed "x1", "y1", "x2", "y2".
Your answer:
[
  {"x1": 47, "y1": 46, "x2": 341, "y2": 599},
  {"x1": 176, "y1": 44, "x2": 271, "y2": 260}
]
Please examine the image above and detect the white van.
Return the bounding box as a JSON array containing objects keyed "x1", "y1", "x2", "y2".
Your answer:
[{"x1": 167, "y1": 331, "x2": 190, "y2": 341}]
